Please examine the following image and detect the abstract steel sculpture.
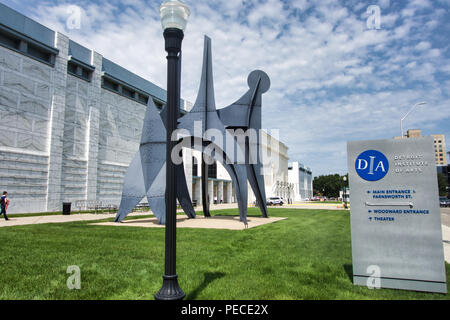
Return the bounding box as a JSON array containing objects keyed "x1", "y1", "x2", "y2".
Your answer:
[{"x1": 115, "y1": 36, "x2": 270, "y2": 225}]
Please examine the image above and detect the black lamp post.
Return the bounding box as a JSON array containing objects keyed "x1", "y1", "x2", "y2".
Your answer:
[
  {"x1": 155, "y1": 0, "x2": 190, "y2": 301},
  {"x1": 342, "y1": 176, "x2": 348, "y2": 207}
]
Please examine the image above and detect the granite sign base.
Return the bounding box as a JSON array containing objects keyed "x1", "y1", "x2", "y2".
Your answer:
[{"x1": 353, "y1": 275, "x2": 447, "y2": 294}]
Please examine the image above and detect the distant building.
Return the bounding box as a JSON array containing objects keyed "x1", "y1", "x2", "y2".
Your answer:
[
  {"x1": 288, "y1": 162, "x2": 313, "y2": 201},
  {"x1": 437, "y1": 152, "x2": 450, "y2": 196},
  {"x1": 437, "y1": 165, "x2": 450, "y2": 186},
  {"x1": 394, "y1": 129, "x2": 447, "y2": 166},
  {"x1": 339, "y1": 187, "x2": 350, "y2": 203},
  {"x1": 405, "y1": 129, "x2": 422, "y2": 138},
  {"x1": 432, "y1": 134, "x2": 447, "y2": 166},
  {"x1": 191, "y1": 131, "x2": 291, "y2": 207}
]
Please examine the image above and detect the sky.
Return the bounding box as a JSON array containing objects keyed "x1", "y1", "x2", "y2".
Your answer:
[{"x1": 2, "y1": 0, "x2": 449, "y2": 177}]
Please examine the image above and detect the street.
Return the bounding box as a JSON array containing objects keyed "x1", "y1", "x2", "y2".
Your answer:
[{"x1": 441, "y1": 207, "x2": 450, "y2": 228}]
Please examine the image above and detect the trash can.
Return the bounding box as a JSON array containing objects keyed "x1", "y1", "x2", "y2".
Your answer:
[{"x1": 62, "y1": 202, "x2": 71, "y2": 215}]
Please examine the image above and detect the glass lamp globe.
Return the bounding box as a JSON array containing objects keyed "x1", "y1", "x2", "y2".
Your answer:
[{"x1": 160, "y1": 0, "x2": 190, "y2": 31}]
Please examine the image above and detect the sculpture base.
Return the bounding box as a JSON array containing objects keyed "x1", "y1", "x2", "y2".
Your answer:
[{"x1": 154, "y1": 275, "x2": 185, "y2": 300}]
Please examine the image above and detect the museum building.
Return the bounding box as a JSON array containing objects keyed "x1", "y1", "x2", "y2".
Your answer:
[
  {"x1": 0, "y1": 3, "x2": 312, "y2": 214},
  {"x1": 288, "y1": 162, "x2": 313, "y2": 201}
]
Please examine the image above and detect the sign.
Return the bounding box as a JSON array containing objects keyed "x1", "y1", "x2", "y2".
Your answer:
[
  {"x1": 355, "y1": 149, "x2": 389, "y2": 181},
  {"x1": 347, "y1": 137, "x2": 447, "y2": 293}
]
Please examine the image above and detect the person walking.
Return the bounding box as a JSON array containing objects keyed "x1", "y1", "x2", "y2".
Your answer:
[{"x1": 0, "y1": 191, "x2": 9, "y2": 220}]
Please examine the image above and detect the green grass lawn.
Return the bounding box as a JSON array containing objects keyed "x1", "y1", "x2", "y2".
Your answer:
[{"x1": 0, "y1": 208, "x2": 448, "y2": 300}]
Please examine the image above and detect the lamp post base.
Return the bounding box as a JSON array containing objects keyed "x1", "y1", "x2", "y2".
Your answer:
[{"x1": 154, "y1": 274, "x2": 185, "y2": 300}]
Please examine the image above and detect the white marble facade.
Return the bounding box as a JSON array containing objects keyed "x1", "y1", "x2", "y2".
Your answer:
[
  {"x1": 0, "y1": 31, "x2": 147, "y2": 213},
  {"x1": 288, "y1": 162, "x2": 313, "y2": 201},
  {"x1": 189, "y1": 130, "x2": 292, "y2": 206},
  {"x1": 0, "y1": 43, "x2": 53, "y2": 213}
]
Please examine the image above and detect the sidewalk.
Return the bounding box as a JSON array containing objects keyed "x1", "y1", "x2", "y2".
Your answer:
[
  {"x1": 93, "y1": 215, "x2": 287, "y2": 231},
  {"x1": 274, "y1": 202, "x2": 348, "y2": 210},
  {"x1": 0, "y1": 204, "x2": 240, "y2": 228},
  {"x1": 442, "y1": 225, "x2": 450, "y2": 264},
  {"x1": 198, "y1": 203, "x2": 239, "y2": 211},
  {"x1": 0, "y1": 212, "x2": 145, "y2": 227}
]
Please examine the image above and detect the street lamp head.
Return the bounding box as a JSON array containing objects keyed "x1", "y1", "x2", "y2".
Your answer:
[
  {"x1": 160, "y1": 0, "x2": 190, "y2": 32},
  {"x1": 400, "y1": 100, "x2": 427, "y2": 137}
]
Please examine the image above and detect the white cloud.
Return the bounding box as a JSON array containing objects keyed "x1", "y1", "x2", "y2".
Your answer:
[
  {"x1": 409, "y1": 0, "x2": 432, "y2": 9},
  {"x1": 379, "y1": 0, "x2": 391, "y2": 9},
  {"x1": 415, "y1": 41, "x2": 431, "y2": 51},
  {"x1": 16, "y1": 0, "x2": 450, "y2": 176}
]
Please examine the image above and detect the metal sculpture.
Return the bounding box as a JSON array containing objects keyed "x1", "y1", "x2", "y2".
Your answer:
[{"x1": 115, "y1": 35, "x2": 270, "y2": 225}]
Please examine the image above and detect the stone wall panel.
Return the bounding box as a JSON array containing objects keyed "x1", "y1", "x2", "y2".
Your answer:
[
  {"x1": 0, "y1": 49, "x2": 21, "y2": 72},
  {"x1": 35, "y1": 83, "x2": 50, "y2": 100},
  {"x1": 0, "y1": 130, "x2": 16, "y2": 148},
  {"x1": 4, "y1": 72, "x2": 35, "y2": 96},
  {"x1": 22, "y1": 59, "x2": 51, "y2": 82},
  {"x1": 0, "y1": 87, "x2": 19, "y2": 109}
]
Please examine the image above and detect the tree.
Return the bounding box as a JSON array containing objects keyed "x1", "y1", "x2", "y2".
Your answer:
[
  {"x1": 313, "y1": 174, "x2": 348, "y2": 198},
  {"x1": 437, "y1": 173, "x2": 448, "y2": 197}
]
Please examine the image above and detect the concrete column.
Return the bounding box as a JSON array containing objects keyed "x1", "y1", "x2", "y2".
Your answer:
[
  {"x1": 46, "y1": 32, "x2": 69, "y2": 211},
  {"x1": 249, "y1": 181, "x2": 257, "y2": 204},
  {"x1": 208, "y1": 180, "x2": 213, "y2": 205},
  {"x1": 230, "y1": 182, "x2": 236, "y2": 203},
  {"x1": 303, "y1": 178, "x2": 307, "y2": 200},
  {"x1": 85, "y1": 107, "x2": 99, "y2": 200},
  {"x1": 85, "y1": 51, "x2": 102, "y2": 201},
  {"x1": 183, "y1": 147, "x2": 193, "y2": 200},
  {"x1": 218, "y1": 180, "x2": 223, "y2": 203},
  {"x1": 195, "y1": 178, "x2": 201, "y2": 205},
  {"x1": 227, "y1": 182, "x2": 233, "y2": 203},
  {"x1": 222, "y1": 182, "x2": 228, "y2": 203}
]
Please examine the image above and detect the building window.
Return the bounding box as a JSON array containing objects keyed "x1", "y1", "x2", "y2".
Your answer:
[
  {"x1": 102, "y1": 76, "x2": 157, "y2": 106},
  {"x1": 192, "y1": 157, "x2": 198, "y2": 176},
  {"x1": 153, "y1": 99, "x2": 164, "y2": 109},
  {"x1": 138, "y1": 94, "x2": 149, "y2": 105},
  {"x1": 208, "y1": 161, "x2": 217, "y2": 179},
  {"x1": 0, "y1": 31, "x2": 20, "y2": 50},
  {"x1": 27, "y1": 43, "x2": 52, "y2": 63},
  {"x1": 122, "y1": 86, "x2": 135, "y2": 99},
  {"x1": 81, "y1": 68, "x2": 91, "y2": 80},
  {"x1": 67, "y1": 60, "x2": 93, "y2": 82},
  {"x1": 103, "y1": 77, "x2": 119, "y2": 92},
  {"x1": 0, "y1": 27, "x2": 57, "y2": 66},
  {"x1": 67, "y1": 62, "x2": 77, "y2": 74}
]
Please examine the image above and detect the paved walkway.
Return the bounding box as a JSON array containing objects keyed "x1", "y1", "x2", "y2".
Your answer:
[
  {"x1": 274, "y1": 202, "x2": 348, "y2": 210},
  {"x1": 439, "y1": 208, "x2": 450, "y2": 264},
  {"x1": 441, "y1": 207, "x2": 450, "y2": 228},
  {"x1": 93, "y1": 215, "x2": 287, "y2": 231},
  {"x1": 0, "y1": 212, "x2": 145, "y2": 227},
  {"x1": 442, "y1": 224, "x2": 450, "y2": 264},
  {"x1": 0, "y1": 203, "x2": 241, "y2": 228}
]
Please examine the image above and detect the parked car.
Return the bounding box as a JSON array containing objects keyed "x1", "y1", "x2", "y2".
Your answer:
[
  {"x1": 267, "y1": 196, "x2": 284, "y2": 206},
  {"x1": 440, "y1": 196, "x2": 450, "y2": 207}
]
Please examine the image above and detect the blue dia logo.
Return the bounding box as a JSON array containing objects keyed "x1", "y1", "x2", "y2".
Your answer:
[{"x1": 355, "y1": 150, "x2": 389, "y2": 181}]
